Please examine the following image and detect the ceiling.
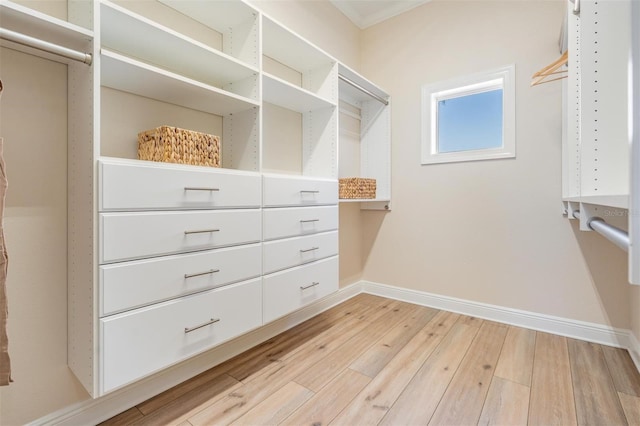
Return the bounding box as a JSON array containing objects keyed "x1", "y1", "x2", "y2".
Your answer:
[{"x1": 330, "y1": 0, "x2": 431, "y2": 29}]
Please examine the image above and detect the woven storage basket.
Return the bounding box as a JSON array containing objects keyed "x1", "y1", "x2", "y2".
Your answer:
[
  {"x1": 138, "y1": 126, "x2": 221, "y2": 168},
  {"x1": 339, "y1": 177, "x2": 376, "y2": 199}
]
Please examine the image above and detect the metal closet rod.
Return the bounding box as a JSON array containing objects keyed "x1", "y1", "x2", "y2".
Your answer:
[
  {"x1": 339, "y1": 74, "x2": 389, "y2": 106},
  {"x1": 0, "y1": 28, "x2": 92, "y2": 65},
  {"x1": 573, "y1": 210, "x2": 630, "y2": 252}
]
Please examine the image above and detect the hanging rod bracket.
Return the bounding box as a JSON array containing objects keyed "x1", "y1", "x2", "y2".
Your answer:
[{"x1": 572, "y1": 208, "x2": 629, "y2": 252}]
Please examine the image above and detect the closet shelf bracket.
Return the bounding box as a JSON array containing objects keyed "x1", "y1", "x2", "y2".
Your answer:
[{"x1": 572, "y1": 210, "x2": 629, "y2": 252}]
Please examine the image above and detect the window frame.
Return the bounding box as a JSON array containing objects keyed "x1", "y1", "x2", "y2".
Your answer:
[{"x1": 421, "y1": 64, "x2": 516, "y2": 165}]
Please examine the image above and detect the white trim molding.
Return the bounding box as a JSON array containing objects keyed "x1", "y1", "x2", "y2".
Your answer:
[
  {"x1": 361, "y1": 280, "x2": 632, "y2": 349},
  {"x1": 421, "y1": 64, "x2": 516, "y2": 165},
  {"x1": 629, "y1": 331, "x2": 640, "y2": 373},
  {"x1": 32, "y1": 279, "x2": 639, "y2": 425}
]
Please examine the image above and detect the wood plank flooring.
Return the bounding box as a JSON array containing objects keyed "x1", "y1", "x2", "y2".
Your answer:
[{"x1": 101, "y1": 294, "x2": 640, "y2": 426}]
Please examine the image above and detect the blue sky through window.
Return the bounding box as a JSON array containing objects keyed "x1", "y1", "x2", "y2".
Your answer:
[{"x1": 437, "y1": 89, "x2": 503, "y2": 153}]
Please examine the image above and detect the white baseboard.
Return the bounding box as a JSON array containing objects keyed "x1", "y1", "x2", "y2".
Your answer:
[
  {"x1": 32, "y1": 279, "x2": 639, "y2": 425},
  {"x1": 31, "y1": 283, "x2": 362, "y2": 426},
  {"x1": 361, "y1": 280, "x2": 632, "y2": 349},
  {"x1": 629, "y1": 331, "x2": 640, "y2": 373}
]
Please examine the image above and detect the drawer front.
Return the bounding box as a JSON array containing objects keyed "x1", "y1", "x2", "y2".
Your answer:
[
  {"x1": 263, "y1": 231, "x2": 338, "y2": 274},
  {"x1": 100, "y1": 243, "x2": 262, "y2": 316},
  {"x1": 100, "y1": 278, "x2": 262, "y2": 394},
  {"x1": 263, "y1": 205, "x2": 338, "y2": 240},
  {"x1": 263, "y1": 256, "x2": 338, "y2": 323},
  {"x1": 100, "y1": 209, "x2": 261, "y2": 264},
  {"x1": 99, "y1": 159, "x2": 261, "y2": 211},
  {"x1": 263, "y1": 174, "x2": 338, "y2": 207}
]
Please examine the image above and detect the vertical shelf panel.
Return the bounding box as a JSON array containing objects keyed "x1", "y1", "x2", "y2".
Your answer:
[
  {"x1": 629, "y1": 0, "x2": 640, "y2": 285},
  {"x1": 579, "y1": 0, "x2": 630, "y2": 197},
  {"x1": 360, "y1": 99, "x2": 391, "y2": 208},
  {"x1": 563, "y1": 2, "x2": 581, "y2": 200}
]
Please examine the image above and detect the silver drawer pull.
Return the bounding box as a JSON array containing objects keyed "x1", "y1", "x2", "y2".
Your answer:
[
  {"x1": 300, "y1": 281, "x2": 320, "y2": 290},
  {"x1": 300, "y1": 247, "x2": 319, "y2": 253},
  {"x1": 300, "y1": 190, "x2": 320, "y2": 194},
  {"x1": 300, "y1": 219, "x2": 320, "y2": 223},
  {"x1": 184, "y1": 229, "x2": 220, "y2": 235},
  {"x1": 184, "y1": 187, "x2": 220, "y2": 192},
  {"x1": 184, "y1": 269, "x2": 220, "y2": 279},
  {"x1": 184, "y1": 318, "x2": 220, "y2": 334}
]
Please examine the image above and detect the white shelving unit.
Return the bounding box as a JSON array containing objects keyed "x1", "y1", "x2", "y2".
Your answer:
[
  {"x1": 563, "y1": 0, "x2": 630, "y2": 206},
  {"x1": 338, "y1": 63, "x2": 391, "y2": 210},
  {"x1": 0, "y1": 0, "x2": 391, "y2": 397},
  {"x1": 101, "y1": 1, "x2": 258, "y2": 97},
  {"x1": 100, "y1": 50, "x2": 259, "y2": 115},
  {"x1": 261, "y1": 15, "x2": 338, "y2": 179},
  {"x1": 562, "y1": 0, "x2": 638, "y2": 283},
  {"x1": 262, "y1": 16, "x2": 338, "y2": 179},
  {"x1": 262, "y1": 16, "x2": 337, "y2": 103},
  {"x1": 99, "y1": 0, "x2": 260, "y2": 172}
]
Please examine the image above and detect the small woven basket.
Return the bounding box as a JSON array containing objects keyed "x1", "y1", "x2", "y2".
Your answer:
[
  {"x1": 138, "y1": 126, "x2": 220, "y2": 168},
  {"x1": 339, "y1": 178, "x2": 376, "y2": 199}
]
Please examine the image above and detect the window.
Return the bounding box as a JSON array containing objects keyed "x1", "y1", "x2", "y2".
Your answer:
[{"x1": 421, "y1": 65, "x2": 515, "y2": 164}]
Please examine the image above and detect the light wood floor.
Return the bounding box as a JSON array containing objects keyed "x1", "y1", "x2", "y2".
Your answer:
[{"x1": 101, "y1": 294, "x2": 640, "y2": 426}]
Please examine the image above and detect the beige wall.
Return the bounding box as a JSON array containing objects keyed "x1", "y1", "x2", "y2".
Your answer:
[{"x1": 359, "y1": 0, "x2": 632, "y2": 328}]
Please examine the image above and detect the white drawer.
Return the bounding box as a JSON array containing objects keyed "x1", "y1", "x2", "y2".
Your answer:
[
  {"x1": 263, "y1": 205, "x2": 338, "y2": 240},
  {"x1": 263, "y1": 231, "x2": 338, "y2": 274},
  {"x1": 99, "y1": 158, "x2": 261, "y2": 211},
  {"x1": 100, "y1": 209, "x2": 261, "y2": 264},
  {"x1": 100, "y1": 243, "x2": 262, "y2": 316},
  {"x1": 263, "y1": 174, "x2": 338, "y2": 207},
  {"x1": 263, "y1": 256, "x2": 338, "y2": 323},
  {"x1": 100, "y1": 278, "x2": 262, "y2": 394}
]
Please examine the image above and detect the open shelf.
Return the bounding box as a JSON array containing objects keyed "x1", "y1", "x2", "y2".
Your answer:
[
  {"x1": 101, "y1": 49, "x2": 259, "y2": 116},
  {"x1": 101, "y1": 1, "x2": 258, "y2": 97},
  {"x1": 158, "y1": 0, "x2": 259, "y2": 68},
  {"x1": 263, "y1": 72, "x2": 335, "y2": 112},
  {"x1": 262, "y1": 15, "x2": 337, "y2": 103},
  {"x1": 263, "y1": 16, "x2": 333, "y2": 73},
  {"x1": 158, "y1": 0, "x2": 258, "y2": 34},
  {"x1": 260, "y1": 15, "x2": 338, "y2": 179}
]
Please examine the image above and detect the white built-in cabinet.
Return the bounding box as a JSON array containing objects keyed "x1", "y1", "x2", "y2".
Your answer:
[
  {"x1": 0, "y1": 0, "x2": 391, "y2": 397},
  {"x1": 561, "y1": 0, "x2": 640, "y2": 284}
]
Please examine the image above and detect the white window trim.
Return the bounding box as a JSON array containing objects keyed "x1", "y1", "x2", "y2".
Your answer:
[{"x1": 421, "y1": 64, "x2": 516, "y2": 165}]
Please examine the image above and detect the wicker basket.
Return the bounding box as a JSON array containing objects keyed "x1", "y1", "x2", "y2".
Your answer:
[
  {"x1": 339, "y1": 177, "x2": 377, "y2": 199},
  {"x1": 138, "y1": 126, "x2": 220, "y2": 168}
]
